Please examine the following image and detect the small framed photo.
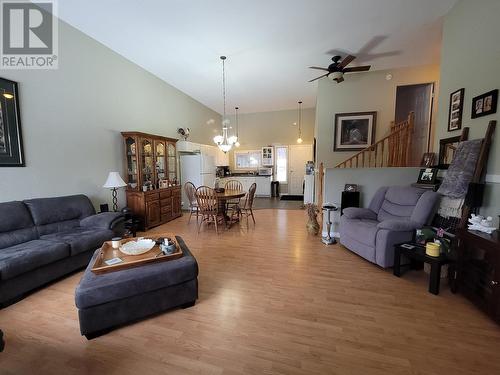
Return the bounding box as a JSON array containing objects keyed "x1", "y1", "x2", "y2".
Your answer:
[
  {"x1": 471, "y1": 89, "x2": 498, "y2": 119},
  {"x1": 334, "y1": 112, "x2": 376, "y2": 151},
  {"x1": 420, "y1": 152, "x2": 436, "y2": 167},
  {"x1": 417, "y1": 168, "x2": 438, "y2": 184},
  {"x1": 448, "y1": 88, "x2": 464, "y2": 131},
  {"x1": 344, "y1": 184, "x2": 358, "y2": 192}
]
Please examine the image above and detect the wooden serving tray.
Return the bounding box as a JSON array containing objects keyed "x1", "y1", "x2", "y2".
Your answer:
[{"x1": 91, "y1": 236, "x2": 183, "y2": 275}]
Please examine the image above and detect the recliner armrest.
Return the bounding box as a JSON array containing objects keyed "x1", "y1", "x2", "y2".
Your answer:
[
  {"x1": 377, "y1": 219, "x2": 419, "y2": 232},
  {"x1": 342, "y1": 207, "x2": 377, "y2": 220},
  {"x1": 80, "y1": 212, "x2": 124, "y2": 230}
]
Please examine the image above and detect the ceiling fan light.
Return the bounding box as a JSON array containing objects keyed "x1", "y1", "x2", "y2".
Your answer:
[{"x1": 329, "y1": 71, "x2": 343, "y2": 81}]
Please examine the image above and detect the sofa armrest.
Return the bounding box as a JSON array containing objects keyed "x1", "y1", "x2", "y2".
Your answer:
[
  {"x1": 377, "y1": 219, "x2": 419, "y2": 232},
  {"x1": 80, "y1": 212, "x2": 124, "y2": 230},
  {"x1": 342, "y1": 207, "x2": 377, "y2": 220}
]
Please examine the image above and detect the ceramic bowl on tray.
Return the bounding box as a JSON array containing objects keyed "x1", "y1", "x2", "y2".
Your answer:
[{"x1": 119, "y1": 238, "x2": 155, "y2": 255}]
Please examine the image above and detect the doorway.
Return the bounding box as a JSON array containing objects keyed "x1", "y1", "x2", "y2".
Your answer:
[
  {"x1": 395, "y1": 83, "x2": 434, "y2": 167},
  {"x1": 288, "y1": 144, "x2": 312, "y2": 195}
]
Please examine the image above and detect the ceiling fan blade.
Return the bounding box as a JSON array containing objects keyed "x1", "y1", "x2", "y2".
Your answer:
[
  {"x1": 309, "y1": 66, "x2": 329, "y2": 71},
  {"x1": 338, "y1": 55, "x2": 356, "y2": 69},
  {"x1": 308, "y1": 73, "x2": 328, "y2": 82},
  {"x1": 335, "y1": 76, "x2": 344, "y2": 83},
  {"x1": 343, "y1": 65, "x2": 371, "y2": 73}
]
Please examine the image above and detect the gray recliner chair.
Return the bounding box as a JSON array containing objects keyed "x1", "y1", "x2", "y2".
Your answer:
[{"x1": 339, "y1": 186, "x2": 439, "y2": 268}]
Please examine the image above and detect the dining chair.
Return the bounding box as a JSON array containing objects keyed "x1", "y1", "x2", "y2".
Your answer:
[
  {"x1": 184, "y1": 181, "x2": 199, "y2": 223},
  {"x1": 224, "y1": 180, "x2": 243, "y2": 210},
  {"x1": 195, "y1": 186, "x2": 221, "y2": 234},
  {"x1": 234, "y1": 182, "x2": 257, "y2": 226}
]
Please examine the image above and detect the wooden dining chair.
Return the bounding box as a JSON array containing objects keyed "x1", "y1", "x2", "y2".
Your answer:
[
  {"x1": 195, "y1": 186, "x2": 221, "y2": 234},
  {"x1": 234, "y1": 182, "x2": 257, "y2": 226},
  {"x1": 224, "y1": 180, "x2": 243, "y2": 210},
  {"x1": 184, "y1": 181, "x2": 199, "y2": 223}
]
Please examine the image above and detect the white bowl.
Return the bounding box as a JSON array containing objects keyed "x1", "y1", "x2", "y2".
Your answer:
[{"x1": 119, "y1": 239, "x2": 155, "y2": 255}]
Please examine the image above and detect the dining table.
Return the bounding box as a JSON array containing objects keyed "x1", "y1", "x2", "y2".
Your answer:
[{"x1": 215, "y1": 189, "x2": 246, "y2": 228}]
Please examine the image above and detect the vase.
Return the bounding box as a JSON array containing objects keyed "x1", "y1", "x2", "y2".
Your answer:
[{"x1": 307, "y1": 218, "x2": 320, "y2": 235}]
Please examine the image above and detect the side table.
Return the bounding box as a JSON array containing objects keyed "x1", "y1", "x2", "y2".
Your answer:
[{"x1": 393, "y1": 243, "x2": 450, "y2": 295}]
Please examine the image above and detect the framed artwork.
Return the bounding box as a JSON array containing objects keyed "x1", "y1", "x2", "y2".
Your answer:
[
  {"x1": 344, "y1": 184, "x2": 358, "y2": 192},
  {"x1": 334, "y1": 111, "x2": 377, "y2": 151},
  {"x1": 448, "y1": 88, "x2": 464, "y2": 131},
  {"x1": 417, "y1": 168, "x2": 438, "y2": 184},
  {"x1": 0, "y1": 78, "x2": 24, "y2": 167},
  {"x1": 438, "y1": 135, "x2": 461, "y2": 168},
  {"x1": 420, "y1": 152, "x2": 436, "y2": 167},
  {"x1": 471, "y1": 89, "x2": 498, "y2": 119}
]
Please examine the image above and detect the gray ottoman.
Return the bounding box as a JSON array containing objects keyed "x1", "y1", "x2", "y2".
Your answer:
[{"x1": 75, "y1": 236, "x2": 198, "y2": 339}]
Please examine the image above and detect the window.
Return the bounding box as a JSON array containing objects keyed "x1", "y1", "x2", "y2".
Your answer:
[
  {"x1": 275, "y1": 146, "x2": 288, "y2": 183},
  {"x1": 234, "y1": 150, "x2": 261, "y2": 169}
]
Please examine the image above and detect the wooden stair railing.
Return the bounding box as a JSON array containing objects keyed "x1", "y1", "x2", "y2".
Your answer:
[{"x1": 335, "y1": 112, "x2": 415, "y2": 168}]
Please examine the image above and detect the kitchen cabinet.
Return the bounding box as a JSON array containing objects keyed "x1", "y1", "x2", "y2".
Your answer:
[
  {"x1": 220, "y1": 176, "x2": 271, "y2": 197},
  {"x1": 216, "y1": 149, "x2": 229, "y2": 166}
]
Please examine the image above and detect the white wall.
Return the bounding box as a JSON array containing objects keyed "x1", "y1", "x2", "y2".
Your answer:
[
  {"x1": 315, "y1": 65, "x2": 440, "y2": 169},
  {"x1": 435, "y1": 0, "x2": 500, "y2": 226},
  {"x1": 0, "y1": 19, "x2": 221, "y2": 208}
]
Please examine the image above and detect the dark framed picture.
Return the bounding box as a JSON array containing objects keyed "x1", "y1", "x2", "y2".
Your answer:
[
  {"x1": 334, "y1": 111, "x2": 376, "y2": 151},
  {"x1": 448, "y1": 88, "x2": 464, "y2": 131},
  {"x1": 344, "y1": 184, "x2": 358, "y2": 192},
  {"x1": 0, "y1": 78, "x2": 24, "y2": 167},
  {"x1": 420, "y1": 152, "x2": 436, "y2": 167},
  {"x1": 471, "y1": 89, "x2": 498, "y2": 119},
  {"x1": 417, "y1": 168, "x2": 438, "y2": 184}
]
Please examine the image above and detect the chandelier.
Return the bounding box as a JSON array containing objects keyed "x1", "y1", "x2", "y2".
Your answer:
[{"x1": 213, "y1": 56, "x2": 237, "y2": 153}]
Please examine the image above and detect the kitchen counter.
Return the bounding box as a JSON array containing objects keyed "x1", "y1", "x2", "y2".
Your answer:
[{"x1": 219, "y1": 175, "x2": 272, "y2": 196}]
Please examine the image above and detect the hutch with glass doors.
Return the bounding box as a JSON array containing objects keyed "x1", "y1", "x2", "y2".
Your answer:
[{"x1": 121, "y1": 131, "x2": 181, "y2": 230}]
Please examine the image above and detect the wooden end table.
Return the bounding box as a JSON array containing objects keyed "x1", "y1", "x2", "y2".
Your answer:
[{"x1": 393, "y1": 243, "x2": 450, "y2": 295}]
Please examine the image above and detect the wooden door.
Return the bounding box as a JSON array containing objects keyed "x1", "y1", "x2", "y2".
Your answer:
[
  {"x1": 288, "y1": 144, "x2": 312, "y2": 195},
  {"x1": 146, "y1": 200, "x2": 161, "y2": 227},
  {"x1": 395, "y1": 83, "x2": 434, "y2": 167}
]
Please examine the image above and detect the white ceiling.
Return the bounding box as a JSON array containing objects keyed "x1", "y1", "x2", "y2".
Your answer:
[{"x1": 58, "y1": 0, "x2": 457, "y2": 114}]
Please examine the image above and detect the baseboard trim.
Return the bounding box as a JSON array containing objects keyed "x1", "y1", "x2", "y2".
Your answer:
[{"x1": 486, "y1": 174, "x2": 500, "y2": 184}]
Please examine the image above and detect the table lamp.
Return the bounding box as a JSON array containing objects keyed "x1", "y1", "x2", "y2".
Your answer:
[{"x1": 103, "y1": 172, "x2": 127, "y2": 212}]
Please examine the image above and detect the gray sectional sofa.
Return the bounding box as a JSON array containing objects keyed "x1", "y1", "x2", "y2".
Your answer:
[{"x1": 0, "y1": 195, "x2": 124, "y2": 307}]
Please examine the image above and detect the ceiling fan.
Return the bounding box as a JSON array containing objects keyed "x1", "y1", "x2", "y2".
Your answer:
[{"x1": 308, "y1": 55, "x2": 371, "y2": 83}]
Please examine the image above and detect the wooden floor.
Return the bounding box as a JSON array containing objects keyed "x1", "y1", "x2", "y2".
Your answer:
[{"x1": 1, "y1": 209, "x2": 500, "y2": 374}]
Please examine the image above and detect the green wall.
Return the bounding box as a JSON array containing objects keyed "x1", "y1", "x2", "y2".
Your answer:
[{"x1": 436, "y1": 0, "x2": 500, "y2": 225}]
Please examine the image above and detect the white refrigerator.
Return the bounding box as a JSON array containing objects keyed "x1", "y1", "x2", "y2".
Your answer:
[{"x1": 180, "y1": 153, "x2": 216, "y2": 209}]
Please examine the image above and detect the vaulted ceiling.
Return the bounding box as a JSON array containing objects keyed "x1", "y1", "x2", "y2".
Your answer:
[{"x1": 58, "y1": 0, "x2": 457, "y2": 114}]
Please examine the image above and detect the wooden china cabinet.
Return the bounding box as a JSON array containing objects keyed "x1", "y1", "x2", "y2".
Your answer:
[{"x1": 121, "y1": 131, "x2": 181, "y2": 230}]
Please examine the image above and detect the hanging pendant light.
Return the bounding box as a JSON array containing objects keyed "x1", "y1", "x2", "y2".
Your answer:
[
  {"x1": 234, "y1": 106, "x2": 240, "y2": 147},
  {"x1": 213, "y1": 56, "x2": 237, "y2": 153},
  {"x1": 297, "y1": 101, "x2": 303, "y2": 144}
]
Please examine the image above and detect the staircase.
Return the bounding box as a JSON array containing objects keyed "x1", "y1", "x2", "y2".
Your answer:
[{"x1": 335, "y1": 112, "x2": 415, "y2": 168}]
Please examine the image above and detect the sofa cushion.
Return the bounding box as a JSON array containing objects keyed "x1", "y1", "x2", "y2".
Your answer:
[
  {"x1": 377, "y1": 186, "x2": 425, "y2": 222},
  {"x1": 0, "y1": 201, "x2": 38, "y2": 249},
  {"x1": 340, "y1": 216, "x2": 379, "y2": 247},
  {"x1": 41, "y1": 228, "x2": 113, "y2": 256},
  {"x1": 0, "y1": 240, "x2": 70, "y2": 280},
  {"x1": 75, "y1": 236, "x2": 198, "y2": 309},
  {"x1": 24, "y1": 195, "x2": 96, "y2": 235}
]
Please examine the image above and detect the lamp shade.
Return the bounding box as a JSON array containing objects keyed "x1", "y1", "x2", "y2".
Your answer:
[{"x1": 103, "y1": 172, "x2": 127, "y2": 189}]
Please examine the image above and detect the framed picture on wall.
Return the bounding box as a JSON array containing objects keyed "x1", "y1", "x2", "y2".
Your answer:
[
  {"x1": 333, "y1": 111, "x2": 377, "y2": 151},
  {"x1": 0, "y1": 77, "x2": 24, "y2": 167},
  {"x1": 471, "y1": 89, "x2": 498, "y2": 119},
  {"x1": 448, "y1": 88, "x2": 464, "y2": 131}
]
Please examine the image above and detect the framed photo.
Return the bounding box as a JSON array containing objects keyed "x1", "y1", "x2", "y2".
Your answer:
[
  {"x1": 334, "y1": 111, "x2": 376, "y2": 151},
  {"x1": 448, "y1": 88, "x2": 464, "y2": 131},
  {"x1": 344, "y1": 184, "x2": 358, "y2": 192},
  {"x1": 0, "y1": 78, "x2": 24, "y2": 167},
  {"x1": 471, "y1": 89, "x2": 498, "y2": 119},
  {"x1": 420, "y1": 152, "x2": 436, "y2": 167},
  {"x1": 417, "y1": 168, "x2": 438, "y2": 184}
]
